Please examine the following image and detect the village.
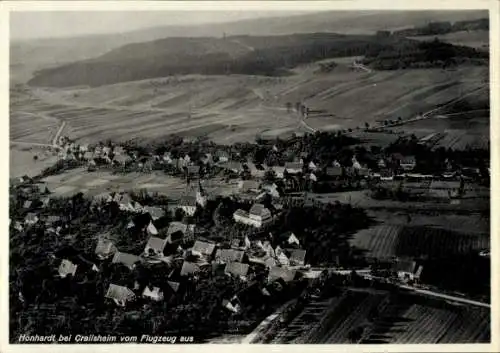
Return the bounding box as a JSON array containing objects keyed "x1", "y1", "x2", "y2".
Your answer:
[{"x1": 9, "y1": 122, "x2": 491, "y2": 342}]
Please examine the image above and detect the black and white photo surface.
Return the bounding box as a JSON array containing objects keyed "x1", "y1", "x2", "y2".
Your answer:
[{"x1": 5, "y1": 1, "x2": 495, "y2": 348}]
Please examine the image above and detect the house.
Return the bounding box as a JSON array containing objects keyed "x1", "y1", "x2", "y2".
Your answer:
[
  {"x1": 392, "y1": 154, "x2": 416, "y2": 171},
  {"x1": 225, "y1": 262, "x2": 250, "y2": 280},
  {"x1": 308, "y1": 161, "x2": 318, "y2": 171},
  {"x1": 23, "y1": 200, "x2": 32, "y2": 209},
  {"x1": 215, "y1": 249, "x2": 246, "y2": 263},
  {"x1": 222, "y1": 298, "x2": 241, "y2": 313},
  {"x1": 380, "y1": 169, "x2": 394, "y2": 181},
  {"x1": 45, "y1": 215, "x2": 61, "y2": 226},
  {"x1": 24, "y1": 212, "x2": 39, "y2": 225},
  {"x1": 113, "y1": 146, "x2": 125, "y2": 155},
  {"x1": 238, "y1": 180, "x2": 260, "y2": 193},
  {"x1": 95, "y1": 238, "x2": 117, "y2": 260},
  {"x1": 249, "y1": 203, "x2": 272, "y2": 226},
  {"x1": 105, "y1": 284, "x2": 136, "y2": 307},
  {"x1": 215, "y1": 150, "x2": 230, "y2": 163},
  {"x1": 146, "y1": 221, "x2": 158, "y2": 235},
  {"x1": 108, "y1": 193, "x2": 136, "y2": 211},
  {"x1": 393, "y1": 260, "x2": 423, "y2": 282},
  {"x1": 102, "y1": 146, "x2": 111, "y2": 156},
  {"x1": 288, "y1": 249, "x2": 307, "y2": 266},
  {"x1": 284, "y1": 162, "x2": 303, "y2": 175},
  {"x1": 325, "y1": 166, "x2": 342, "y2": 178},
  {"x1": 142, "y1": 286, "x2": 164, "y2": 301},
  {"x1": 268, "y1": 267, "x2": 297, "y2": 283},
  {"x1": 143, "y1": 206, "x2": 165, "y2": 221},
  {"x1": 261, "y1": 183, "x2": 280, "y2": 198},
  {"x1": 191, "y1": 240, "x2": 216, "y2": 259},
  {"x1": 163, "y1": 152, "x2": 173, "y2": 164},
  {"x1": 180, "y1": 261, "x2": 200, "y2": 276},
  {"x1": 201, "y1": 153, "x2": 213, "y2": 165},
  {"x1": 111, "y1": 252, "x2": 142, "y2": 270},
  {"x1": 275, "y1": 246, "x2": 290, "y2": 266},
  {"x1": 113, "y1": 154, "x2": 131, "y2": 166},
  {"x1": 233, "y1": 203, "x2": 272, "y2": 228},
  {"x1": 166, "y1": 222, "x2": 195, "y2": 243},
  {"x1": 378, "y1": 159, "x2": 387, "y2": 168},
  {"x1": 83, "y1": 151, "x2": 94, "y2": 161},
  {"x1": 285, "y1": 232, "x2": 300, "y2": 247},
  {"x1": 221, "y1": 161, "x2": 242, "y2": 174},
  {"x1": 178, "y1": 195, "x2": 197, "y2": 216},
  {"x1": 12, "y1": 221, "x2": 23, "y2": 232},
  {"x1": 245, "y1": 162, "x2": 266, "y2": 178},
  {"x1": 40, "y1": 196, "x2": 51, "y2": 208},
  {"x1": 144, "y1": 236, "x2": 167, "y2": 257},
  {"x1": 58, "y1": 259, "x2": 78, "y2": 278},
  {"x1": 400, "y1": 155, "x2": 417, "y2": 171},
  {"x1": 272, "y1": 166, "x2": 286, "y2": 179}
]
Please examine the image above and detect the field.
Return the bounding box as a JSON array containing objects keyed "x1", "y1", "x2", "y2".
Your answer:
[
  {"x1": 349, "y1": 222, "x2": 489, "y2": 260},
  {"x1": 9, "y1": 57, "x2": 489, "y2": 146},
  {"x1": 389, "y1": 111, "x2": 489, "y2": 150},
  {"x1": 277, "y1": 289, "x2": 490, "y2": 344},
  {"x1": 10, "y1": 146, "x2": 59, "y2": 178},
  {"x1": 41, "y1": 167, "x2": 239, "y2": 199}
]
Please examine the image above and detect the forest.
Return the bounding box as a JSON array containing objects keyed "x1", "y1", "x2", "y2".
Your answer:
[{"x1": 28, "y1": 32, "x2": 488, "y2": 87}]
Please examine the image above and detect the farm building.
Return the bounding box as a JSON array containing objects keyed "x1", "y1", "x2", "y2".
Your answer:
[
  {"x1": 238, "y1": 180, "x2": 261, "y2": 193},
  {"x1": 180, "y1": 261, "x2": 200, "y2": 276},
  {"x1": 268, "y1": 267, "x2": 296, "y2": 283},
  {"x1": 284, "y1": 162, "x2": 303, "y2": 174},
  {"x1": 215, "y1": 150, "x2": 230, "y2": 163},
  {"x1": 191, "y1": 240, "x2": 217, "y2": 259},
  {"x1": 105, "y1": 284, "x2": 136, "y2": 307},
  {"x1": 215, "y1": 249, "x2": 246, "y2": 263},
  {"x1": 142, "y1": 286, "x2": 164, "y2": 301},
  {"x1": 393, "y1": 259, "x2": 423, "y2": 282},
  {"x1": 224, "y1": 262, "x2": 250, "y2": 280},
  {"x1": 143, "y1": 206, "x2": 165, "y2": 220},
  {"x1": 220, "y1": 161, "x2": 243, "y2": 174},
  {"x1": 144, "y1": 236, "x2": 167, "y2": 257},
  {"x1": 245, "y1": 161, "x2": 266, "y2": 178},
  {"x1": 95, "y1": 238, "x2": 117, "y2": 260},
  {"x1": 111, "y1": 252, "x2": 142, "y2": 270}
]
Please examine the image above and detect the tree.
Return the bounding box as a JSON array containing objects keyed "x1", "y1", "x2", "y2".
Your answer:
[
  {"x1": 33, "y1": 155, "x2": 38, "y2": 161},
  {"x1": 364, "y1": 122, "x2": 370, "y2": 129}
]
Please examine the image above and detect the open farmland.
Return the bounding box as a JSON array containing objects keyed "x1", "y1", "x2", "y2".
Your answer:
[
  {"x1": 283, "y1": 289, "x2": 490, "y2": 344},
  {"x1": 41, "y1": 167, "x2": 239, "y2": 199},
  {"x1": 349, "y1": 223, "x2": 489, "y2": 260},
  {"x1": 10, "y1": 57, "x2": 489, "y2": 146},
  {"x1": 9, "y1": 111, "x2": 60, "y2": 144},
  {"x1": 10, "y1": 146, "x2": 59, "y2": 178}
]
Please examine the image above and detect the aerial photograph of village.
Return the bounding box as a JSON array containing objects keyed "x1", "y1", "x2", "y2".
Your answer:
[{"x1": 8, "y1": 6, "x2": 490, "y2": 345}]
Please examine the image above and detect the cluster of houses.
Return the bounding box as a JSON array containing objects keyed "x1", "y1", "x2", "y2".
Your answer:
[
  {"x1": 91, "y1": 225, "x2": 311, "y2": 312},
  {"x1": 9, "y1": 172, "x2": 310, "y2": 313}
]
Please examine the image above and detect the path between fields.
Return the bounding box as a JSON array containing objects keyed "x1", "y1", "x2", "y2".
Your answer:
[{"x1": 361, "y1": 273, "x2": 490, "y2": 308}]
